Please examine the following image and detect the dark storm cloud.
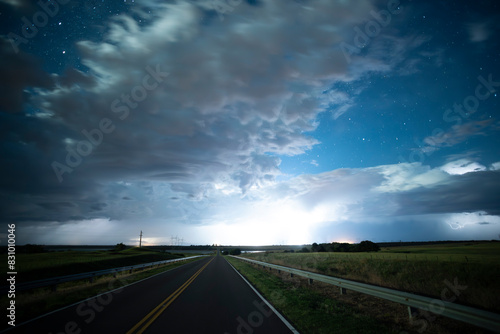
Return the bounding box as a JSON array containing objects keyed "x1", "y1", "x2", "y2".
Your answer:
[
  {"x1": 37, "y1": 201, "x2": 76, "y2": 211},
  {"x1": 0, "y1": 37, "x2": 54, "y2": 113},
  {"x1": 396, "y1": 170, "x2": 500, "y2": 216},
  {"x1": 57, "y1": 68, "x2": 97, "y2": 89}
]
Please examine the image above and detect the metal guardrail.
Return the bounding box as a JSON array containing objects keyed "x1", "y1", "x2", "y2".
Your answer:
[
  {"x1": 2, "y1": 255, "x2": 206, "y2": 293},
  {"x1": 230, "y1": 255, "x2": 500, "y2": 333}
]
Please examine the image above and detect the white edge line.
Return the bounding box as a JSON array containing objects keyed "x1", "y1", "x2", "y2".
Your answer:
[
  {"x1": 224, "y1": 257, "x2": 301, "y2": 334},
  {"x1": 0, "y1": 256, "x2": 207, "y2": 333}
]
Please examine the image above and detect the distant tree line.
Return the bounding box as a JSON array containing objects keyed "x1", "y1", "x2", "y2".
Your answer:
[
  {"x1": 114, "y1": 243, "x2": 127, "y2": 251},
  {"x1": 20, "y1": 244, "x2": 46, "y2": 253},
  {"x1": 142, "y1": 245, "x2": 216, "y2": 252},
  {"x1": 301, "y1": 240, "x2": 380, "y2": 253},
  {"x1": 221, "y1": 248, "x2": 241, "y2": 255}
]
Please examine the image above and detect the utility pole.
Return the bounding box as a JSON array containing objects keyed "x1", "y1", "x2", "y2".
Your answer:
[{"x1": 139, "y1": 230, "x2": 143, "y2": 248}]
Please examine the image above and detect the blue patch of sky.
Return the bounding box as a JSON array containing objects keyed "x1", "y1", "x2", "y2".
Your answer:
[{"x1": 278, "y1": 48, "x2": 500, "y2": 177}]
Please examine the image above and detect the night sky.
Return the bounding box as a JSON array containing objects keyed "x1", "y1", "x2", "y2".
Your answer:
[{"x1": 1, "y1": 0, "x2": 499, "y2": 246}]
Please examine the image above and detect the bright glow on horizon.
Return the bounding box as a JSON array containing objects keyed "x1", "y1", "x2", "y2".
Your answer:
[
  {"x1": 333, "y1": 239, "x2": 355, "y2": 244},
  {"x1": 201, "y1": 201, "x2": 334, "y2": 245}
]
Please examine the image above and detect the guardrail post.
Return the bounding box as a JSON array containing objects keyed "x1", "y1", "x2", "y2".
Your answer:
[
  {"x1": 308, "y1": 278, "x2": 313, "y2": 285},
  {"x1": 340, "y1": 287, "x2": 347, "y2": 295},
  {"x1": 408, "y1": 306, "x2": 418, "y2": 321},
  {"x1": 290, "y1": 273, "x2": 294, "y2": 278}
]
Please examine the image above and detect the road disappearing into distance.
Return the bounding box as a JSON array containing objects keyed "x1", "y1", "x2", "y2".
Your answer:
[{"x1": 6, "y1": 252, "x2": 297, "y2": 334}]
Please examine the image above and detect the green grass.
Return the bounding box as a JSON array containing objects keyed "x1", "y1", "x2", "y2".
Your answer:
[
  {"x1": 4, "y1": 247, "x2": 188, "y2": 282},
  {"x1": 242, "y1": 242, "x2": 500, "y2": 313},
  {"x1": 226, "y1": 256, "x2": 398, "y2": 334},
  {"x1": 0, "y1": 256, "x2": 205, "y2": 330}
]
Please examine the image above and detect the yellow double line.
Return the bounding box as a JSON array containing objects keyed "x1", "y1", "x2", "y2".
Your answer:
[{"x1": 127, "y1": 257, "x2": 214, "y2": 334}]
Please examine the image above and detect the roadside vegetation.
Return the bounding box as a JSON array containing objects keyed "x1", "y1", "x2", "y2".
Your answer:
[
  {"x1": 226, "y1": 256, "x2": 398, "y2": 334},
  {"x1": 2, "y1": 246, "x2": 187, "y2": 282},
  {"x1": 221, "y1": 248, "x2": 242, "y2": 255},
  {"x1": 301, "y1": 240, "x2": 381, "y2": 253},
  {"x1": 242, "y1": 241, "x2": 500, "y2": 313}
]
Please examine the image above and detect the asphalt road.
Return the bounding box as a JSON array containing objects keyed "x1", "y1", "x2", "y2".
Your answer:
[{"x1": 6, "y1": 253, "x2": 297, "y2": 334}]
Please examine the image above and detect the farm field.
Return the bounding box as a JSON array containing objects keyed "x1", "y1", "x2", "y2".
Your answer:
[
  {"x1": 379, "y1": 242, "x2": 500, "y2": 262},
  {"x1": 3, "y1": 247, "x2": 188, "y2": 282},
  {"x1": 242, "y1": 242, "x2": 500, "y2": 313}
]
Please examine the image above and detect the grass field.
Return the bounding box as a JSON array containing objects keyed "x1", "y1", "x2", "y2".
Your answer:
[
  {"x1": 379, "y1": 242, "x2": 500, "y2": 262},
  {"x1": 242, "y1": 242, "x2": 500, "y2": 313},
  {"x1": 3, "y1": 247, "x2": 190, "y2": 282}
]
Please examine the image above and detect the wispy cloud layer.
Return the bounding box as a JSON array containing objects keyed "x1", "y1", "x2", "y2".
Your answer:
[{"x1": 423, "y1": 120, "x2": 498, "y2": 150}]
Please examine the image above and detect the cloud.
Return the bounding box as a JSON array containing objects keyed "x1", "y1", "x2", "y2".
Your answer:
[
  {"x1": 201, "y1": 161, "x2": 500, "y2": 243},
  {"x1": 8, "y1": 160, "x2": 500, "y2": 244},
  {"x1": 3, "y1": 0, "x2": 412, "y2": 223},
  {"x1": 0, "y1": 37, "x2": 55, "y2": 113},
  {"x1": 371, "y1": 163, "x2": 448, "y2": 193},
  {"x1": 423, "y1": 120, "x2": 498, "y2": 150},
  {"x1": 0, "y1": 0, "x2": 28, "y2": 9},
  {"x1": 466, "y1": 22, "x2": 492, "y2": 43},
  {"x1": 395, "y1": 169, "x2": 500, "y2": 216},
  {"x1": 2, "y1": 1, "x2": 497, "y2": 245},
  {"x1": 445, "y1": 211, "x2": 500, "y2": 229},
  {"x1": 366, "y1": 33, "x2": 432, "y2": 76},
  {"x1": 440, "y1": 159, "x2": 486, "y2": 175},
  {"x1": 323, "y1": 90, "x2": 354, "y2": 120},
  {"x1": 242, "y1": 161, "x2": 500, "y2": 224},
  {"x1": 490, "y1": 162, "x2": 500, "y2": 171}
]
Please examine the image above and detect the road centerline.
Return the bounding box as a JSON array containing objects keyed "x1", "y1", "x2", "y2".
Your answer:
[{"x1": 126, "y1": 257, "x2": 214, "y2": 334}]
